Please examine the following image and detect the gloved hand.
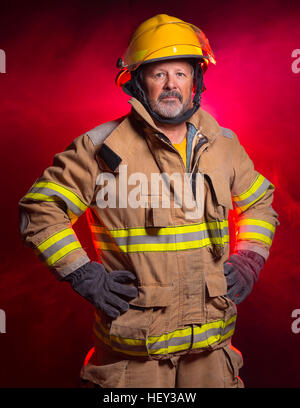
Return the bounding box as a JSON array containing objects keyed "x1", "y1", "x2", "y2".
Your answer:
[
  {"x1": 223, "y1": 250, "x2": 265, "y2": 304},
  {"x1": 63, "y1": 261, "x2": 138, "y2": 318}
]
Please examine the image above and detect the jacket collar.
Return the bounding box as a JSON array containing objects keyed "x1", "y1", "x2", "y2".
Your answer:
[
  {"x1": 99, "y1": 97, "x2": 222, "y2": 172},
  {"x1": 129, "y1": 97, "x2": 221, "y2": 145}
]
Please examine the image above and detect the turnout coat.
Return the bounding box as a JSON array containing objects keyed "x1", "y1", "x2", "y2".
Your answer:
[{"x1": 19, "y1": 98, "x2": 279, "y2": 366}]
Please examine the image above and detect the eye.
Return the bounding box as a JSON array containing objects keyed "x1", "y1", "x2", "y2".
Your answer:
[
  {"x1": 176, "y1": 72, "x2": 186, "y2": 78},
  {"x1": 154, "y1": 72, "x2": 166, "y2": 79}
]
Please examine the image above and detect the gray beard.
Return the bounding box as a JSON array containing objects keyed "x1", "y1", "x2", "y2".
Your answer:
[{"x1": 148, "y1": 91, "x2": 193, "y2": 119}]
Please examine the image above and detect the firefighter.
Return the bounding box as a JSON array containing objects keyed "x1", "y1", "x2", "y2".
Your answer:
[{"x1": 19, "y1": 14, "x2": 279, "y2": 388}]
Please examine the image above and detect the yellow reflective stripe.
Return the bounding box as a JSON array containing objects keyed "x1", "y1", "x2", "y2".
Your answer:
[
  {"x1": 93, "y1": 327, "x2": 149, "y2": 356},
  {"x1": 150, "y1": 342, "x2": 190, "y2": 355},
  {"x1": 38, "y1": 228, "x2": 74, "y2": 253},
  {"x1": 237, "y1": 218, "x2": 275, "y2": 233},
  {"x1": 147, "y1": 323, "x2": 219, "y2": 355},
  {"x1": 94, "y1": 236, "x2": 229, "y2": 253},
  {"x1": 237, "y1": 232, "x2": 272, "y2": 246},
  {"x1": 220, "y1": 327, "x2": 235, "y2": 341},
  {"x1": 120, "y1": 236, "x2": 228, "y2": 252},
  {"x1": 95, "y1": 312, "x2": 147, "y2": 347},
  {"x1": 94, "y1": 241, "x2": 122, "y2": 252},
  {"x1": 26, "y1": 181, "x2": 88, "y2": 212},
  {"x1": 147, "y1": 326, "x2": 192, "y2": 344},
  {"x1": 234, "y1": 190, "x2": 267, "y2": 214},
  {"x1": 46, "y1": 241, "x2": 81, "y2": 266},
  {"x1": 94, "y1": 220, "x2": 229, "y2": 238},
  {"x1": 94, "y1": 312, "x2": 236, "y2": 356},
  {"x1": 95, "y1": 312, "x2": 110, "y2": 334},
  {"x1": 232, "y1": 174, "x2": 265, "y2": 202},
  {"x1": 91, "y1": 221, "x2": 229, "y2": 253},
  {"x1": 25, "y1": 192, "x2": 57, "y2": 202},
  {"x1": 193, "y1": 327, "x2": 235, "y2": 350},
  {"x1": 36, "y1": 228, "x2": 82, "y2": 266},
  {"x1": 224, "y1": 314, "x2": 237, "y2": 327},
  {"x1": 111, "y1": 335, "x2": 145, "y2": 347}
]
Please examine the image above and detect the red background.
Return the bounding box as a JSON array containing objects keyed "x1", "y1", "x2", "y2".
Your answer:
[{"x1": 0, "y1": 0, "x2": 300, "y2": 387}]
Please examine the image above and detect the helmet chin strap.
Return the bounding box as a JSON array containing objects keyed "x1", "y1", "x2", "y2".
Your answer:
[{"x1": 123, "y1": 63, "x2": 204, "y2": 125}]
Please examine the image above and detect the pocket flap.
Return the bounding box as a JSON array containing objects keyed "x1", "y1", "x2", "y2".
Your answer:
[
  {"x1": 207, "y1": 171, "x2": 233, "y2": 210},
  {"x1": 129, "y1": 285, "x2": 172, "y2": 307},
  {"x1": 145, "y1": 207, "x2": 172, "y2": 228},
  {"x1": 223, "y1": 343, "x2": 244, "y2": 378},
  {"x1": 80, "y1": 358, "x2": 128, "y2": 388}
]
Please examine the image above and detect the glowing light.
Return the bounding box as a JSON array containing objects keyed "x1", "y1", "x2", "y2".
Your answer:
[{"x1": 84, "y1": 347, "x2": 95, "y2": 366}]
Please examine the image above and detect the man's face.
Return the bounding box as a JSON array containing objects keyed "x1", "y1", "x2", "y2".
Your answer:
[{"x1": 142, "y1": 59, "x2": 194, "y2": 119}]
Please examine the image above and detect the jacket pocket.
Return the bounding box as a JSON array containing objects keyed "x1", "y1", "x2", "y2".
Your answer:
[
  {"x1": 222, "y1": 343, "x2": 244, "y2": 387},
  {"x1": 205, "y1": 170, "x2": 233, "y2": 220},
  {"x1": 129, "y1": 285, "x2": 172, "y2": 307},
  {"x1": 143, "y1": 193, "x2": 172, "y2": 228},
  {"x1": 205, "y1": 271, "x2": 237, "y2": 333},
  {"x1": 106, "y1": 285, "x2": 173, "y2": 357},
  {"x1": 205, "y1": 274, "x2": 231, "y2": 321},
  {"x1": 81, "y1": 358, "x2": 128, "y2": 388}
]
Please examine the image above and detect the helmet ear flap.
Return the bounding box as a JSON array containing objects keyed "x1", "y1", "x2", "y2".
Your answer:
[
  {"x1": 192, "y1": 60, "x2": 205, "y2": 94},
  {"x1": 115, "y1": 68, "x2": 131, "y2": 88},
  {"x1": 192, "y1": 82, "x2": 206, "y2": 94}
]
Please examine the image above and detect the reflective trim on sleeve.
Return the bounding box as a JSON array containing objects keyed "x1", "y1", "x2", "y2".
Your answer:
[
  {"x1": 232, "y1": 174, "x2": 273, "y2": 214},
  {"x1": 235, "y1": 218, "x2": 275, "y2": 246},
  {"x1": 35, "y1": 227, "x2": 82, "y2": 267},
  {"x1": 25, "y1": 181, "x2": 88, "y2": 216}
]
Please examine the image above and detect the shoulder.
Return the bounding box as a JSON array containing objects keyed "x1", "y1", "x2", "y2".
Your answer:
[
  {"x1": 219, "y1": 126, "x2": 234, "y2": 139},
  {"x1": 195, "y1": 108, "x2": 237, "y2": 143},
  {"x1": 85, "y1": 116, "x2": 127, "y2": 146}
]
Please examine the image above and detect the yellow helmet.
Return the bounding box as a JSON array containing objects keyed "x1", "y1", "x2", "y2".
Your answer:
[{"x1": 116, "y1": 14, "x2": 216, "y2": 88}]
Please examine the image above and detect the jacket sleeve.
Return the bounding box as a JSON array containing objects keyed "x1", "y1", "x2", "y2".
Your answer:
[
  {"x1": 230, "y1": 131, "x2": 280, "y2": 261},
  {"x1": 18, "y1": 133, "x2": 99, "y2": 280}
]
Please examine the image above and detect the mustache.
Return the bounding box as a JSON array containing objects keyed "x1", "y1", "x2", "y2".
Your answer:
[{"x1": 158, "y1": 90, "x2": 182, "y2": 103}]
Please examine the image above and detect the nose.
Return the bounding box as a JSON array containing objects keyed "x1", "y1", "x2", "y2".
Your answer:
[{"x1": 163, "y1": 73, "x2": 177, "y2": 90}]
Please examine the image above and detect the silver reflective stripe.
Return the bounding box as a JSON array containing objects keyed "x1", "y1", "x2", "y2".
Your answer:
[
  {"x1": 93, "y1": 314, "x2": 237, "y2": 357},
  {"x1": 29, "y1": 186, "x2": 83, "y2": 216},
  {"x1": 148, "y1": 320, "x2": 236, "y2": 352},
  {"x1": 89, "y1": 222, "x2": 229, "y2": 253},
  {"x1": 220, "y1": 127, "x2": 233, "y2": 139},
  {"x1": 94, "y1": 322, "x2": 148, "y2": 353},
  {"x1": 39, "y1": 233, "x2": 78, "y2": 261},
  {"x1": 87, "y1": 119, "x2": 123, "y2": 146},
  {"x1": 104, "y1": 227, "x2": 229, "y2": 247},
  {"x1": 238, "y1": 224, "x2": 274, "y2": 239},
  {"x1": 234, "y1": 177, "x2": 270, "y2": 208},
  {"x1": 148, "y1": 333, "x2": 191, "y2": 351}
]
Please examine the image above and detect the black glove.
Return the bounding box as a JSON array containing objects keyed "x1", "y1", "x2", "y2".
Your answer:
[
  {"x1": 63, "y1": 261, "x2": 138, "y2": 319},
  {"x1": 223, "y1": 250, "x2": 265, "y2": 304}
]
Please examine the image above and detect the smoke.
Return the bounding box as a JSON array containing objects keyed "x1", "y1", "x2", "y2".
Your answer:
[{"x1": 0, "y1": 0, "x2": 299, "y2": 387}]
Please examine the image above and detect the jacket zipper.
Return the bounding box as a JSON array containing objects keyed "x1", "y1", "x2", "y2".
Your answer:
[
  {"x1": 157, "y1": 132, "x2": 224, "y2": 258},
  {"x1": 156, "y1": 133, "x2": 187, "y2": 173},
  {"x1": 189, "y1": 136, "x2": 225, "y2": 259},
  {"x1": 190, "y1": 137, "x2": 209, "y2": 200},
  {"x1": 156, "y1": 132, "x2": 210, "y2": 203}
]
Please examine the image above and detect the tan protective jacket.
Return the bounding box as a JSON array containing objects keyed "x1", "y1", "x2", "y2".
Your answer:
[{"x1": 19, "y1": 97, "x2": 279, "y2": 360}]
